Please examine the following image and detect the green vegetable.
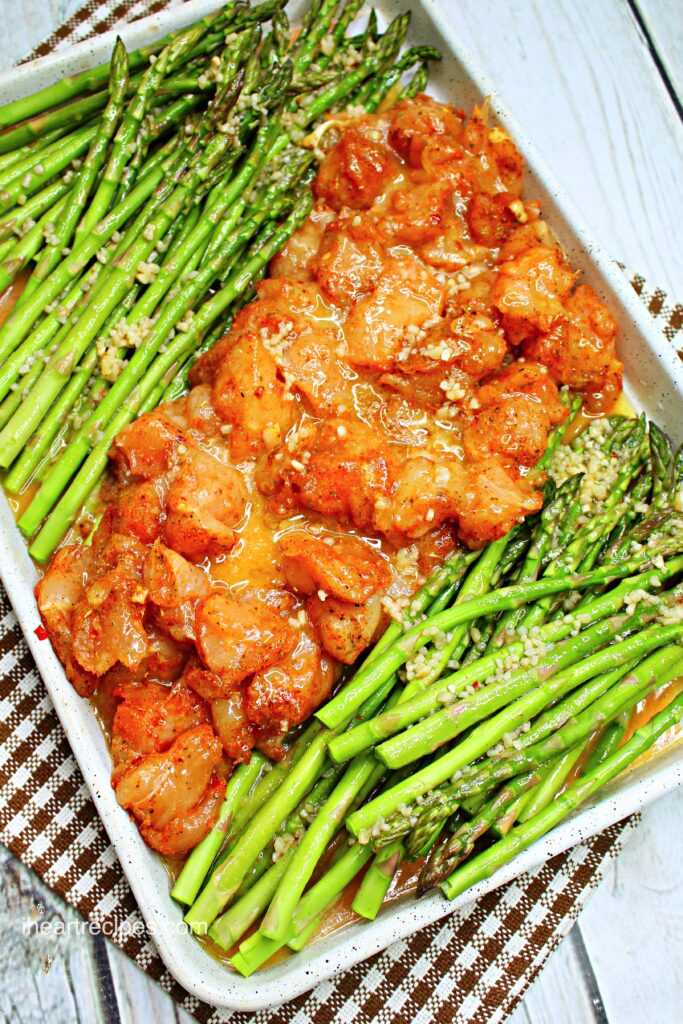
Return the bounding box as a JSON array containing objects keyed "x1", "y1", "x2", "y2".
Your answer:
[{"x1": 440, "y1": 690, "x2": 683, "y2": 901}]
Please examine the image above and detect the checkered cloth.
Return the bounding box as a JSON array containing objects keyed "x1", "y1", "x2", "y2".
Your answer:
[{"x1": 1, "y1": 3, "x2": 681, "y2": 1019}]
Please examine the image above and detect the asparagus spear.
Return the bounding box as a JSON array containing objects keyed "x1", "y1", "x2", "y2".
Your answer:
[
  {"x1": 208, "y1": 845, "x2": 296, "y2": 949},
  {"x1": 184, "y1": 726, "x2": 331, "y2": 933},
  {"x1": 486, "y1": 473, "x2": 583, "y2": 647},
  {"x1": 287, "y1": 842, "x2": 374, "y2": 948},
  {"x1": 0, "y1": 125, "x2": 99, "y2": 199},
  {"x1": 0, "y1": 356, "x2": 47, "y2": 431},
  {"x1": 0, "y1": 156, "x2": 169, "y2": 368},
  {"x1": 517, "y1": 419, "x2": 647, "y2": 624},
  {"x1": 171, "y1": 754, "x2": 267, "y2": 906},
  {"x1": 374, "y1": 641, "x2": 683, "y2": 848},
  {"x1": 0, "y1": 2, "x2": 283, "y2": 141},
  {"x1": 258, "y1": 751, "x2": 381, "y2": 941},
  {"x1": 374, "y1": 600, "x2": 663, "y2": 769},
  {"x1": 362, "y1": 46, "x2": 441, "y2": 112},
  {"x1": 441, "y1": 688, "x2": 683, "y2": 901},
  {"x1": 20, "y1": 40, "x2": 130, "y2": 304},
  {"x1": 583, "y1": 712, "x2": 631, "y2": 774},
  {"x1": 3, "y1": 361, "x2": 95, "y2": 492},
  {"x1": 346, "y1": 624, "x2": 683, "y2": 838},
  {"x1": 220, "y1": 754, "x2": 352, "y2": 895},
  {"x1": 415, "y1": 533, "x2": 515, "y2": 689},
  {"x1": 515, "y1": 745, "x2": 585, "y2": 823},
  {"x1": 0, "y1": 117, "x2": 252, "y2": 466},
  {"x1": 326, "y1": 555, "x2": 683, "y2": 762},
  {"x1": 292, "y1": 0, "x2": 341, "y2": 73},
  {"x1": 402, "y1": 62, "x2": 429, "y2": 99},
  {"x1": 0, "y1": 195, "x2": 69, "y2": 294},
  {"x1": 351, "y1": 839, "x2": 404, "y2": 920},
  {"x1": 0, "y1": 178, "x2": 72, "y2": 242},
  {"x1": 418, "y1": 767, "x2": 548, "y2": 891},
  {"x1": 228, "y1": 843, "x2": 373, "y2": 972},
  {"x1": 0, "y1": 125, "x2": 75, "y2": 174},
  {"x1": 0, "y1": 125, "x2": 94, "y2": 192}
]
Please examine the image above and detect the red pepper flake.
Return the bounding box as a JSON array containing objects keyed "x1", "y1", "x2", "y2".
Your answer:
[
  {"x1": 34, "y1": 624, "x2": 48, "y2": 641},
  {"x1": 472, "y1": 680, "x2": 480, "y2": 689}
]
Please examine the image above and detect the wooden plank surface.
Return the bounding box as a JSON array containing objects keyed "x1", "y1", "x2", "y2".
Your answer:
[
  {"x1": 577, "y1": 787, "x2": 683, "y2": 1022},
  {"x1": 635, "y1": 0, "x2": 683, "y2": 113},
  {"x1": 1, "y1": 2, "x2": 682, "y2": 1023},
  {"x1": 0, "y1": 846, "x2": 111, "y2": 1024}
]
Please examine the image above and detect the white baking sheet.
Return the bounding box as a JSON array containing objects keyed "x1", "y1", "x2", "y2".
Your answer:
[{"x1": 0, "y1": 0, "x2": 681, "y2": 1009}]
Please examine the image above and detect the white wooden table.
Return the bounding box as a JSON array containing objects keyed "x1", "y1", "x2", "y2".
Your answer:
[{"x1": 1, "y1": 1, "x2": 682, "y2": 1021}]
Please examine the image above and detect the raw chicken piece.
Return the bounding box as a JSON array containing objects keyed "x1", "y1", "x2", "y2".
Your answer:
[
  {"x1": 109, "y1": 478, "x2": 166, "y2": 545},
  {"x1": 306, "y1": 592, "x2": 384, "y2": 664},
  {"x1": 143, "y1": 540, "x2": 210, "y2": 607},
  {"x1": 211, "y1": 330, "x2": 296, "y2": 461},
  {"x1": 343, "y1": 255, "x2": 445, "y2": 370},
  {"x1": 164, "y1": 448, "x2": 247, "y2": 561},
  {"x1": 314, "y1": 126, "x2": 400, "y2": 210},
  {"x1": 140, "y1": 774, "x2": 226, "y2": 856},
  {"x1": 373, "y1": 455, "x2": 467, "y2": 543},
  {"x1": 278, "y1": 531, "x2": 390, "y2": 603},
  {"x1": 476, "y1": 360, "x2": 567, "y2": 425},
  {"x1": 185, "y1": 383, "x2": 226, "y2": 441},
  {"x1": 464, "y1": 359, "x2": 566, "y2": 473},
  {"x1": 245, "y1": 630, "x2": 335, "y2": 731},
  {"x1": 493, "y1": 242, "x2": 576, "y2": 342},
  {"x1": 235, "y1": 278, "x2": 331, "y2": 333},
  {"x1": 111, "y1": 680, "x2": 210, "y2": 767},
  {"x1": 388, "y1": 96, "x2": 465, "y2": 168},
  {"x1": 524, "y1": 284, "x2": 622, "y2": 413},
  {"x1": 110, "y1": 410, "x2": 189, "y2": 480},
  {"x1": 456, "y1": 457, "x2": 543, "y2": 548},
  {"x1": 211, "y1": 691, "x2": 256, "y2": 762},
  {"x1": 71, "y1": 534, "x2": 149, "y2": 676},
  {"x1": 152, "y1": 602, "x2": 199, "y2": 645},
  {"x1": 181, "y1": 658, "x2": 233, "y2": 702},
  {"x1": 258, "y1": 417, "x2": 397, "y2": 532},
  {"x1": 35, "y1": 542, "x2": 97, "y2": 695},
  {"x1": 280, "y1": 329, "x2": 353, "y2": 415},
  {"x1": 270, "y1": 200, "x2": 335, "y2": 279},
  {"x1": 113, "y1": 724, "x2": 224, "y2": 856},
  {"x1": 310, "y1": 214, "x2": 386, "y2": 307},
  {"x1": 194, "y1": 592, "x2": 297, "y2": 687},
  {"x1": 377, "y1": 181, "x2": 456, "y2": 247},
  {"x1": 466, "y1": 191, "x2": 518, "y2": 247},
  {"x1": 381, "y1": 307, "x2": 507, "y2": 409},
  {"x1": 463, "y1": 393, "x2": 552, "y2": 471},
  {"x1": 462, "y1": 108, "x2": 524, "y2": 195}
]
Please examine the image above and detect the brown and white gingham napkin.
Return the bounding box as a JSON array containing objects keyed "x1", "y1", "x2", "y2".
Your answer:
[{"x1": 1, "y1": 5, "x2": 681, "y2": 1020}]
